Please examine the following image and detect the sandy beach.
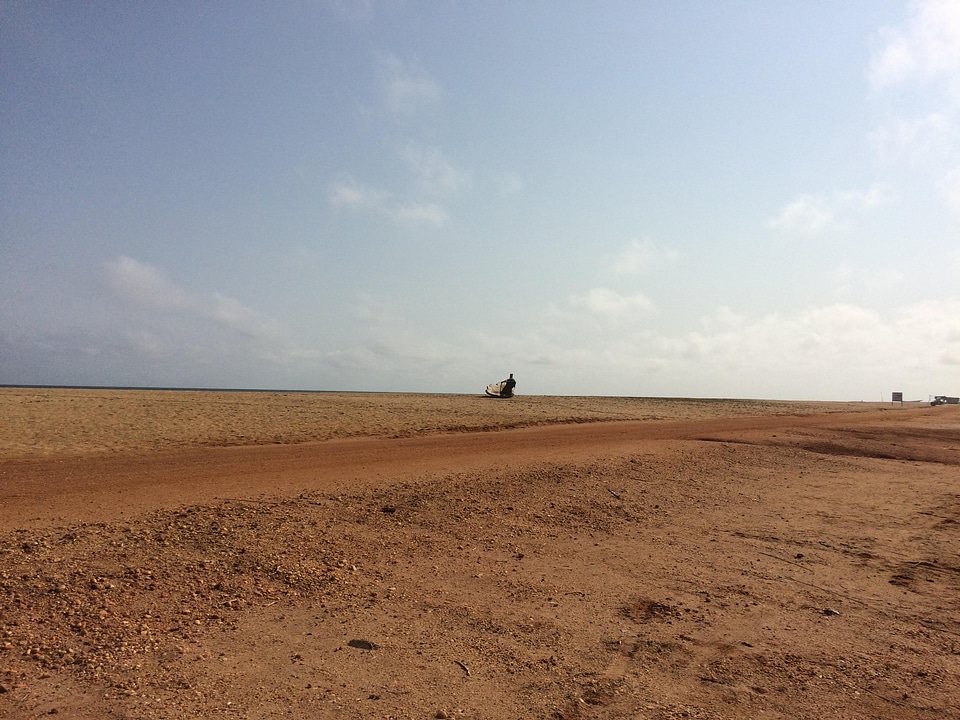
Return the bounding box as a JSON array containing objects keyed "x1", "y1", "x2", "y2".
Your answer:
[
  {"x1": 1, "y1": 388, "x2": 958, "y2": 719},
  {"x1": 0, "y1": 388, "x2": 874, "y2": 458}
]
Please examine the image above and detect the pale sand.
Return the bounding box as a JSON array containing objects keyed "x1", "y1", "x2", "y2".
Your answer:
[{"x1": 0, "y1": 386, "x2": 882, "y2": 458}]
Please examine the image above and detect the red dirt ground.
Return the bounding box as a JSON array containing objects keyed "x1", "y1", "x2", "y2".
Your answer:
[{"x1": 1, "y1": 394, "x2": 958, "y2": 719}]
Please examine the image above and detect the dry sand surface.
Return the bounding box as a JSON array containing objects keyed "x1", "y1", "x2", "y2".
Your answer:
[{"x1": 1, "y1": 388, "x2": 959, "y2": 719}]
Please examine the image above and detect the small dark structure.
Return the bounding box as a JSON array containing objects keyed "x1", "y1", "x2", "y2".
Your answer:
[{"x1": 931, "y1": 395, "x2": 959, "y2": 406}]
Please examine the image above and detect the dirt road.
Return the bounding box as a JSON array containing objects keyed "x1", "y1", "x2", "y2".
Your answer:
[
  {"x1": 2, "y1": 395, "x2": 958, "y2": 719},
  {"x1": 1, "y1": 408, "x2": 928, "y2": 529}
]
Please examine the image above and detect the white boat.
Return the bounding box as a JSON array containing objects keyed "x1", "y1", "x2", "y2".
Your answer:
[{"x1": 485, "y1": 374, "x2": 516, "y2": 398}]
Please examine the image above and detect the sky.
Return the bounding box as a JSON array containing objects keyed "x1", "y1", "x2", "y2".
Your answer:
[{"x1": 2, "y1": 1, "x2": 960, "y2": 400}]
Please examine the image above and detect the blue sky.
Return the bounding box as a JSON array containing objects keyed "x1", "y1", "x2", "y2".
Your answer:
[{"x1": 2, "y1": 1, "x2": 959, "y2": 399}]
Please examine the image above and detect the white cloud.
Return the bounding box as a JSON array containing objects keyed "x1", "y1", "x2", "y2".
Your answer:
[
  {"x1": 867, "y1": 3, "x2": 960, "y2": 215},
  {"x1": 104, "y1": 256, "x2": 281, "y2": 340},
  {"x1": 332, "y1": 293, "x2": 471, "y2": 384},
  {"x1": 869, "y1": 0, "x2": 960, "y2": 96},
  {"x1": 329, "y1": 176, "x2": 451, "y2": 224},
  {"x1": 868, "y1": 112, "x2": 952, "y2": 164},
  {"x1": 769, "y1": 187, "x2": 886, "y2": 235},
  {"x1": 568, "y1": 287, "x2": 656, "y2": 319},
  {"x1": 769, "y1": 194, "x2": 836, "y2": 235},
  {"x1": 105, "y1": 255, "x2": 180, "y2": 308},
  {"x1": 37, "y1": 262, "x2": 957, "y2": 397},
  {"x1": 699, "y1": 305, "x2": 747, "y2": 332},
  {"x1": 328, "y1": 147, "x2": 464, "y2": 225},
  {"x1": 948, "y1": 245, "x2": 960, "y2": 274},
  {"x1": 936, "y1": 162, "x2": 960, "y2": 212},
  {"x1": 836, "y1": 185, "x2": 887, "y2": 209},
  {"x1": 395, "y1": 202, "x2": 448, "y2": 226},
  {"x1": 380, "y1": 55, "x2": 440, "y2": 116},
  {"x1": 327, "y1": 179, "x2": 389, "y2": 210},
  {"x1": 831, "y1": 261, "x2": 903, "y2": 300},
  {"x1": 467, "y1": 290, "x2": 960, "y2": 398},
  {"x1": 612, "y1": 238, "x2": 679, "y2": 276},
  {"x1": 401, "y1": 143, "x2": 470, "y2": 197},
  {"x1": 19, "y1": 256, "x2": 318, "y2": 388}
]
